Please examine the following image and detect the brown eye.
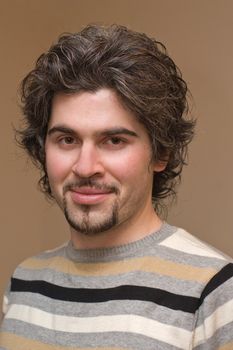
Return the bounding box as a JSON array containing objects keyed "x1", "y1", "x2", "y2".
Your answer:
[
  {"x1": 103, "y1": 136, "x2": 127, "y2": 150},
  {"x1": 107, "y1": 136, "x2": 127, "y2": 146},
  {"x1": 57, "y1": 135, "x2": 78, "y2": 148},
  {"x1": 109, "y1": 137, "x2": 122, "y2": 145},
  {"x1": 58, "y1": 136, "x2": 76, "y2": 145},
  {"x1": 63, "y1": 136, "x2": 74, "y2": 144}
]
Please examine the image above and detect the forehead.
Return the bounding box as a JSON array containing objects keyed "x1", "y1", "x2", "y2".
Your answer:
[{"x1": 49, "y1": 89, "x2": 146, "y2": 135}]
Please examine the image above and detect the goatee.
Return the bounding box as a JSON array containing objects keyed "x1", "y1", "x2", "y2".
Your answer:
[
  {"x1": 62, "y1": 178, "x2": 120, "y2": 235},
  {"x1": 63, "y1": 200, "x2": 119, "y2": 235}
]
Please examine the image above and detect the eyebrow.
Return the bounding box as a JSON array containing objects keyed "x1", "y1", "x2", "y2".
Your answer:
[
  {"x1": 47, "y1": 125, "x2": 139, "y2": 138},
  {"x1": 47, "y1": 126, "x2": 76, "y2": 136},
  {"x1": 101, "y1": 127, "x2": 138, "y2": 138}
]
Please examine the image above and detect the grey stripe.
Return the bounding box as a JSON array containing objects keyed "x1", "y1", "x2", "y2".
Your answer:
[
  {"x1": 29, "y1": 239, "x2": 229, "y2": 271},
  {"x1": 8, "y1": 293, "x2": 195, "y2": 331},
  {"x1": 151, "y1": 245, "x2": 230, "y2": 269},
  {"x1": 14, "y1": 266, "x2": 205, "y2": 297},
  {"x1": 195, "y1": 278, "x2": 233, "y2": 326},
  {"x1": 194, "y1": 322, "x2": 233, "y2": 349},
  {"x1": 2, "y1": 319, "x2": 184, "y2": 350},
  {"x1": 34, "y1": 223, "x2": 176, "y2": 263}
]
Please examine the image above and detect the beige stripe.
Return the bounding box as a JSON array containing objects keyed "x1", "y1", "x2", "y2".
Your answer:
[
  {"x1": 6, "y1": 305, "x2": 191, "y2": 348},
  {"x1": 0, "y1": 332, "x2": 125, "y2": 350},
  {"x1": 219, "y1": 342, "x2": 233, "y2": 350},
  {"x1": 20, "y1": 255, "x2": 217, "y2": 283}
]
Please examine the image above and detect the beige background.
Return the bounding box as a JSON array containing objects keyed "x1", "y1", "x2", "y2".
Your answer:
[{"x1": 0, "y1": 0, "x2": 233, "y2": 302}]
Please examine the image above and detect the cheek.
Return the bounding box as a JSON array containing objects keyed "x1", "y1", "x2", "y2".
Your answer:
[
  {"x1": 107, "y1": 150, "x2": 152, "y2": 183},
  {"x1": 46, "y1": 151, "x2": 73, "y2": 183}
]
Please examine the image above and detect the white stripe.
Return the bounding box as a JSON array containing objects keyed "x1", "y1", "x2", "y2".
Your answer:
[
  {"x1": 6, "y1": 304, "x2": 191, "y2": 349},
  {"x1": 160, "y1": 229, "x2": 226, "y2": 259},
  {"x1": 2, "y1": 295, "x2": 9, "y2": 315},
  {"x1": 44, "y1": 241, "x2": 68, "y2": 253},
  {"x1": 194, "y1": 299, "x2": 233, "y2": 346}
]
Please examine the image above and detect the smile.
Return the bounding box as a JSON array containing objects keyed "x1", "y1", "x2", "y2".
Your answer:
[{"x1": 69, "y1": 188, "x2": 113, "y2": 205}]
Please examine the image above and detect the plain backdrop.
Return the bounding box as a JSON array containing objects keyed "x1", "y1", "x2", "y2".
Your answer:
[{"x1": 1, "y1": 0, "x2": 233, "y2": 302}]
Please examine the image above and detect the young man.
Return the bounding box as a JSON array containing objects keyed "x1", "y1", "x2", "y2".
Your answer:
[{"x1": 1, "y1": 24, "x2": 233, "y2": 349}]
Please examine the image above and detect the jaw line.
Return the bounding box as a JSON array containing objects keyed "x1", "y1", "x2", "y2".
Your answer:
[{"x1": 63, "y1": 197, "x2": 119, "y2": 236}]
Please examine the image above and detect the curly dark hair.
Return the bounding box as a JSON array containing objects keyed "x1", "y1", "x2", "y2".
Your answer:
[{"x1": 18, "y1": 24, "x2": 195, "y2": 208}]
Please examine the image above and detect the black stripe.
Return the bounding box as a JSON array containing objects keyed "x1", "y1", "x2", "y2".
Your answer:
[
  {"x1": 199, "y1": 263, "x2": 233, "y2": 307},
  {"x1": 11, "y1": 277, "x2": 199, "y2": 313}
]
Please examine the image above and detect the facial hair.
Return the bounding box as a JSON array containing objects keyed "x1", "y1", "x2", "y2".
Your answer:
[{"x1": 62, "y1": 179, "x2": 120, "y2": 235}]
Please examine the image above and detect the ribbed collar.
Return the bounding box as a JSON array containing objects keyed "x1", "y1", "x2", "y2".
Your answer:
[{"x1": 65, "y1": 222, "x2": 177, "y2": 262}]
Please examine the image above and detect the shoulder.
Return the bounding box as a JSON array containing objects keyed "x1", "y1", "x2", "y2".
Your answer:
[
  {"x1": 158, "y1": 225, "x2": 233, "y2": 295},
  {"x1": 160, "y1": 226, "x2": 232, "y2": 262},
  {"x1": 161, "y1": 227, "x2": 233, "y2": 348},
  {"x1": 159, "y1": 225, "x2": 232, "y2": 269},
  {"x1": 10, "y1": 241, "x2": 69, "y2": 283},
  {"x1": 2, "y1": 242, "x2": 69, "y2": 314}
]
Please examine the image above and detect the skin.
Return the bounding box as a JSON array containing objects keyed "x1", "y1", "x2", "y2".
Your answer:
[{"x1": 45, "y1": 89, "x2": 166, "y2": 249}]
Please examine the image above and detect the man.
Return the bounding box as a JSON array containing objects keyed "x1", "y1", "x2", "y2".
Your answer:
[{"x1": 1, "y1": 24, "x2": 233, "y2": 350}]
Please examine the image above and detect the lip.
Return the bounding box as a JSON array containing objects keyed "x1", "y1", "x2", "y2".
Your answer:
[{"x1": 69, "y1": 188, "x2": 112, "y2": 205}]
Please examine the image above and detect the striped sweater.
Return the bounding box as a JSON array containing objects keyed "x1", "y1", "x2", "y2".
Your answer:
[{"x1": 1, "y1": 223, "x2": 233, "y2": 349}]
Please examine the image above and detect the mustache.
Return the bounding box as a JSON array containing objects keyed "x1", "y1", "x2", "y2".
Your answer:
[{"x1": 63, "y1": 179, "x2": 120, "y2": 195}]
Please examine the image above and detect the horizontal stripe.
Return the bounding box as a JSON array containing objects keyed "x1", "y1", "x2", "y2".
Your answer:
[
  {"x1": 11, "y1": 278, "x2": 199, "y2": 313},
  {"x1": 44, "y1": 242, "x2": 68, "y2": 254},
  {"x1": 2, "y1": 295, "x2": 9, "y2": 315},
  {"x1": 19, "y1": 255, "x2": 217, "y2": 283},
  {"x1": 194, "y1": 322, "x2": 233, "y2": 350},
  {"x1": 1, "y1": 319, "x2": 180, "y2": 350},
  {"x1": 9, "y1": 292, "x2": 194, "y2": 330},
  {"x1": 160, "y1": 229, "x2": 227, "y2": 260},
  {"x1": 194, "y1": 299, "x2": 233, "y2": 345},
  {"x1": 15, "y1": 266, "x2": 204, "y2": 297},
  {"x1": 199, "y1": 263, "x2": 233, "y2": 305},
  {"x1": 5, "y1": 304, "x2": 191, "y2": 349},
  {"x1": 0, "y1": 332, "x2": 126, "y2": 350}
]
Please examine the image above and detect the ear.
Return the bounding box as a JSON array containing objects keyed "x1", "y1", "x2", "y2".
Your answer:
[{"x1": 153, "y1": 159, "x2": 168, "y2": 173}]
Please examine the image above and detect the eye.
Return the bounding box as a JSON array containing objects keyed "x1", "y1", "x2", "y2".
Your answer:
[
  {"x1": 103, "y1": 136, "x2": 127, "y2": 149},
  {"x1": 108, "y1": 137, "x2": 124, "y2": 145},
  {"x1": 60, "y1": 136, "x2": 75, "y2": 144},
  {"x1": 57, "y1": 135, "x2": 78, "y2": 147}
]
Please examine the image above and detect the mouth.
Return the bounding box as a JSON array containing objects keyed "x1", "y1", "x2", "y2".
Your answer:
[{"x1": 69, "y1": 187, "x2": 113, "y2": 205}]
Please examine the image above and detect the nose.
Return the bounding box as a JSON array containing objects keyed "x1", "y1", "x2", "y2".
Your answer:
[{"x1": 71, "y1": 143, "x2": 104, "y2": 178}]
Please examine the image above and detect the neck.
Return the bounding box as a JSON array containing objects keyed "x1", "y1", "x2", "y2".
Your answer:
[{"x1": 70, "y1": 205, "x2": 162, "y2": 250}]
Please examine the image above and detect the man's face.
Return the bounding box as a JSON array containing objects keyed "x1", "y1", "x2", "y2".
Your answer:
[{"x1": 45, "y1": 89, "x2": 161, "y2": 236}]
